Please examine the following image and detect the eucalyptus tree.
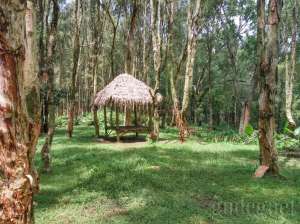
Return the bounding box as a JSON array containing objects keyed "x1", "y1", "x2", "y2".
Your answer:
[
  {"x1": 0, "y1": 1, "x2": 40, "y2": 222},
  {"x1": 41, "y1": 0, "x2": 60, "y2": 173},
  {"x1": 67, "y1": 0, "x2": 82, "y2": 138},
  {"x1": 256, "y1": 0, "x2": 283, "y2": 177}
]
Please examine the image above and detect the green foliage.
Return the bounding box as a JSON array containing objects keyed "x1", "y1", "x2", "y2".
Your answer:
[
  {"x1": 276, "y1": 134, "x2": 300, "y2": 151},
  {"x1": 283, "y1": 121, "x2": 294, "y2": 135},
  {"x1": 55, "y1": 115, "x2": 68, "y2": 127},
  {"x1": 244, "y1": 124, "x2": 254, "y2": 136},
  {"x1": 196, "y1": 126, "x2": 258, "y2": 145},
  {"x1": 55, "y1": 113, "x2": 94, "y2": 127}
]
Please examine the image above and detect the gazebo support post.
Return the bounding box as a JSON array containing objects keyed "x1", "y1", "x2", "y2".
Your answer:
[
  {"x1": 103, "y1": 105, "x2": 108, "y2": 136},
  {"x1": 110, "y1": 106, "x2": 113, "y2": 128},
  {"x1": 148, "y1": 106, "x2": 153, "y2": 133},
  {"x1": 116, "y1": 106, "x2": 120, "y2": 142},
  {"x1": 134, "y1": 105, "x2": 138, "y2": 137}
]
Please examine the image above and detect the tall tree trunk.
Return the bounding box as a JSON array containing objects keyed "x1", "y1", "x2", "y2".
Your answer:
[
  {"x1": 143, "y1": 1, "x2": 149, "y2": 84},
  {"x1": 150, "y1": 0, "x2": 162, "y2": 141},
  {"x1": 181, "y1": 1, "x2": 202, "y2": 117},
  {"x1": 207, "y1": 34, "x2": 213, "y2": 130},
  {"x1": 41, "y1": 0, "x2": 59, "y2": 173},
  {"x1": 285, "y1": 0, "x2": 298, "y2": 129},
  {"x1": 167, "y1": 1, "x2": 189, "y2": 141},
  {"x1": 124, "y1": 0, "x2": 138, "y2": 74},
  {"x1": 124, "y1": 1, "x2": 138, "y2": 126},
  {"x1": 67, "y1": 0, "x2": 81, "y2": 138},
  {"x1": 0, "y1": 1, "x2": 41, "y2": 223},
  {"x1": 256, "y1": 0, "x2": 282, "y2": 177}
]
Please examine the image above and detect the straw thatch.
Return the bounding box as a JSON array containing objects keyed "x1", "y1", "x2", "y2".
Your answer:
[{"x1": 94, "y1": 73, "x2": 159, "y2": 110}]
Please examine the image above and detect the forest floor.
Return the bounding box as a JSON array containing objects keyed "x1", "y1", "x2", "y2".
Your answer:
[{"x1": 35, "y1": 125, "x2": 300, "y2": 224}]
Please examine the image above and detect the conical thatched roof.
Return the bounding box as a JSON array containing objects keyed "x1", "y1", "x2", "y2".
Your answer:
[{"x1": 94, "y1": 73, "x2": 157, "y2": 110}]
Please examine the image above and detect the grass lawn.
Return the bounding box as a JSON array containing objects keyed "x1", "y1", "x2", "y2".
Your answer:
[{"x1": 35, "y1": 125, "x2": 300, "y2": 224}]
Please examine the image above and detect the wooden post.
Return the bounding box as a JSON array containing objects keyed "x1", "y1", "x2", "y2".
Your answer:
[
  {"x1": 134, "y1": 105, "x2": 138, "y2": 137},
  {"x1": 116, "y1": 105, "x2": 120, "y2": 142},
  {"x1": 104, "y1": 105, "x2": 108, "y2": 136},
  {"x1": 110, "y1": 106, "x2": 113, "y2": 127},
  {"x1": 148, "y1": 106, "x2": 153, "y2": 132}
]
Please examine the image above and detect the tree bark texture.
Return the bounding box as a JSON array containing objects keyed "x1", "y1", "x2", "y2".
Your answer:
[
  {"x1": 41, "y1": 0, "x2": 59, "y2": 173},
  {"x1": 67, "y1": 0, "x2": 81, "y2": 138},
  {"x1": 257, "y1": 0, "x2": 282, "y2": 175},
  {"x1": 285, "y1": 0, "x2": 298, "y2": 129},
  {"x1": 0, "y1": 1, "x2": 40, "y2": 223}
]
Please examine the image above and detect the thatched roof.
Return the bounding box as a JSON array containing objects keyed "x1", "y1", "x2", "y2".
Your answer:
[{"x1": 94, "y1": 73, "x2": 158, "y2": 110}]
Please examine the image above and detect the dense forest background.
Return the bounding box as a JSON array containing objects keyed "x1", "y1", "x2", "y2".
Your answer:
[{"x1": 39, "y1": 0, "x2": 299, "y2": 134}]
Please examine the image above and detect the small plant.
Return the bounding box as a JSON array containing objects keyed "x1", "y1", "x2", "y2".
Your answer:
[{"x1": 244, "y1": 124, "x2": 254, "y2": 136}]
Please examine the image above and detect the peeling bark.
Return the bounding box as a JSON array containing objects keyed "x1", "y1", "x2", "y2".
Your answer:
[
  {"x1": 150, "y1": 0, "x2": 162, "y2": 141},
  {"x1": 41, "y1": 0, "x2": 59, "y2": 173},
  {"x1": 257, "y1": 0, "x2": 282, "y2": 176},
  {"x1": 181, "y1": 0, "x2": 202, "y2": 116},
  {"x1": 0, "y1": 1, "x2": 40, "y2": 223},
  {"x1": 285, "y1": 0, "x2": 298, "y2": 129}
]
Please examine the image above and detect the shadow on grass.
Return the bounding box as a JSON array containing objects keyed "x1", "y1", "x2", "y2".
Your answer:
[{"x1": 35, "y1": 126, "x2": 300, "y2": 224}]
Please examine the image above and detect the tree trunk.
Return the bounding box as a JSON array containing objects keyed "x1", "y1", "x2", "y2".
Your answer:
[
  {"x1": 93, "y1": 106, "x2": 100, "y2": 137},
  {"x1": 257, "y1": 0, "x2": 282, "y2": 177},
  {"x1": 150, "y1": 0, "x2": 163, "y2": 141},
  {"x1": 124, "y1": 0, "x2": 138, "y2": 75},
  {"x1": 207, "y1": 35, "x2": 213, "y2": 130},
  {"x1": 143, "y1": 1, "x2": 149, "y2": 84},
  {"x1": 0, "y1": 1, "x2": 40, "y2": 223},
  {"x1": 239, "y1": 101, "x2": 250, "y2": 134},
  {"x1": 41, "y1": 0, "x2": 59, "y2": 173},
  {"x1": 285, "y1": 0, "x2": 298, "y2": 129},
  {"x1": 67, "y1": 0, "x2": 81, "y2": 138},
  {"x1": 181, "y1": 1, "x2": 202, "y2": 117}
]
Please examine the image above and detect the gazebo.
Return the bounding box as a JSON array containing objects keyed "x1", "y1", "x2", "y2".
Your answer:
[{"x1": 93, "y1": 73, "x2": 160, "y2": 141}]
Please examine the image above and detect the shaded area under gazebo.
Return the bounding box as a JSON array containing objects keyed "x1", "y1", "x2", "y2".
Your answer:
[{"x1": 93, "y1": 73, "x2": 157, "y2": 142}]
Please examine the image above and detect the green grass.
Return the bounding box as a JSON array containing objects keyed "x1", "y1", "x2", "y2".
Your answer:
[{"x1": 35, "y1": 125, "x2": 300, "y2": 224}]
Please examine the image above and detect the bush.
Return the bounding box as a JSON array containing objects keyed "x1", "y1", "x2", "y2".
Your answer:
[
  {"x1": 276, "y1": 134, "x2": 300, "y2": 151},
  {"x1": 56, "y1": 116, "x2": 68, "y2": 127},
  {"x1": 196, "y1": 126, "x2": 257, "y2": 144},
  {"x1": 244, "y1": 124, "x2": 254, "y2": 136}
]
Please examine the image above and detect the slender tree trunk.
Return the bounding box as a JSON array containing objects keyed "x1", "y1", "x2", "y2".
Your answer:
[
  {"x1": 239, "y1": 101, "x2": 250, "y2": 134},
  {"x1": 124, "y1": 1, "x2": 138, "y2": 126},
  {"x1": 207, "y1": 37, "x2": 213, "y2": 130},
  {"x1": 41, "y1": 0, "x2": 59, "y2": 173},
  {"x1": 0, "y1": 1, "x2": 40, "y2": 223},
  {"x1": 285, "y1": 0, "x2": 298, "y2": 129},
  {"x1": 181, "y1": 1, "x2": 202, "y2": 117},
  {"x1": 67, "y1": 0, "x2": 81, "y2": 138},
  {"x1": 150, "y1": 0, "x2": 163, "y2": 141},
  {"x1": 143, "y1": 1, "x2": 149, "y2": 84},
  {"x1": 124, "y1": 0, "x2": 138, "y2": 75},
  {"x1": 256, "y1": 0, "x2": 282, "y2": 177}
]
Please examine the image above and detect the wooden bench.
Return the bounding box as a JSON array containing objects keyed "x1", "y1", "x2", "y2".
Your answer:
[{"x1": 107, "y1": 126, "x2": 150, "y2": 142}]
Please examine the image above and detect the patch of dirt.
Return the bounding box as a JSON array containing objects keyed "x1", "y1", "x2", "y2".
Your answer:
[
  {"x1": 103, "y1": 207, "x2": 129, "y2": 218},
  {"x1": 280, "y1": 150, "x2": 300, "y2": 158},
  {"x1": 160, "y1": 140, "x2": 180, "y2": 144},
  {"x1": 81, "y1": 197, "x2": 129, "y2": 219},
  {"x1": 192, "y1": 195, "x2": 217, "y2": 209},
  {"x1": 96, "y1": 135, "x2": 147, "y2": 143}
]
